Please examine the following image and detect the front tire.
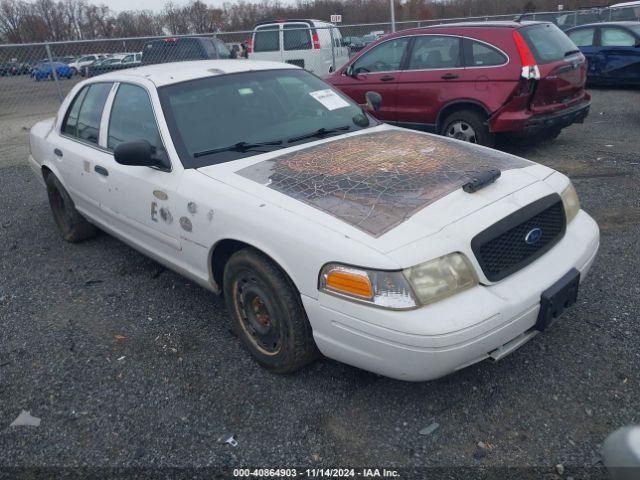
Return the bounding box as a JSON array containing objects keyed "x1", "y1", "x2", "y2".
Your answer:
[
  {"x1": 440, "y1": 109, "x2": 495, "y2": 148},
  {"x1": 45, "y1": 173, "x2": 97, "y2": 242},
  {"x1": 223, "y1": 248, "x2": 318, "y2": 374}
]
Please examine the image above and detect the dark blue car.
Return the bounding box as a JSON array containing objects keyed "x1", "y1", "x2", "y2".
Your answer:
[
  {"x1": 566, "y1": 22, "x2": 640, "y2": 85},
  {"x1": 31, "y1": 61, "x2": 74, "y2": 81}
]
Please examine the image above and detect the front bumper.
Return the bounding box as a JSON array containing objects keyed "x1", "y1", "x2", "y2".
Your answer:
[{"x1": 303, "y1": 210, "x2": 599, "y2": 381}]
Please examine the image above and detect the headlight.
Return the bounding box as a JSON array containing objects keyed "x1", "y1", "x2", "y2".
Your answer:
[
  {"x1": 319, "y1": 253, "x2": 478, "y2": 310},
  {"x1": 404, "y1": 253, "x2": 478, "y2": 306},
  {"x1": 560, "y1": 182, "x2": 580, "y2": 223}
]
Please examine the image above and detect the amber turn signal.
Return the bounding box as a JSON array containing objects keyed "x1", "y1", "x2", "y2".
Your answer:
[{"x1": 324, "y1": 269, "x2": 373, "y2": 299}]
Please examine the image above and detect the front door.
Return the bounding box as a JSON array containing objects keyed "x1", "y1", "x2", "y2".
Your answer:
[
  {"x1": 597, "y1": 26, "x2": 640, "y2": 83},
  {"x1": 93, "y1": 82, "x2": 183, "y2": 255},
  {"x1": 333, "y1": 37, "x2": 410, "y2": 123}
]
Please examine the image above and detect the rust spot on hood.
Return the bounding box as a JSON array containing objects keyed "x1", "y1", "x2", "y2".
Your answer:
[{"x1": 238, "y1": 130, "x2": 530, "y2": 237}]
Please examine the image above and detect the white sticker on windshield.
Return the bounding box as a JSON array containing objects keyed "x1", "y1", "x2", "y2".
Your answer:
[{"x1": 308, "y1": 89, "x2": 350, "y2": 111}]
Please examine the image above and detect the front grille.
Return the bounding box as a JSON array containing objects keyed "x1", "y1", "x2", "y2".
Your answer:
[{"x1": 471, "y1": 194, "x2": 566, "y2": 282}]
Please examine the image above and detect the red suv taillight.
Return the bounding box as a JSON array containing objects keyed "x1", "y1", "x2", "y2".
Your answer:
[
  {"x1": 247, "y1": 38, "x2": 253, "y2": 54},
  {"x1": 512, "y1": 30, "x2": 540, "y2": 80},
  {"x1": 312, "y1": 32, "x2": 321, "y2": 49}
]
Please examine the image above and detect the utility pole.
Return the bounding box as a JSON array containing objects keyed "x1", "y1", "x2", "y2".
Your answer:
[{"x1": 390, "y1": 0, "x2": 396, "y2": 32}]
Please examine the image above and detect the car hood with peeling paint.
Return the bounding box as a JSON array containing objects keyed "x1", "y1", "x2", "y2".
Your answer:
[{"x1": 196, "y1": 125, "x2": 554, "y2": 253}]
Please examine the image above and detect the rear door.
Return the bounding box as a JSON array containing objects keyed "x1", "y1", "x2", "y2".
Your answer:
[
  {"x1": 597, "y1": 26, "x2": 640, "y2": 83},
  {"x1": 519, "y1": 23, "x2": 588, "y2": 114},
  {"x1": 567, "y1": 27, "x2": 598, "y2": 80},
  {"x1": 393, "y1": 34, "x2": 464, "y2": 128},
  {"x1": 334, "y1": 37, "x2": 410, "y2": 122},
  {"x1": 251, "y1": 23, "x2": 282, "y2": 63},
  {"x1": 282, "y1": 22, "x2": 314, "y2": 70}
]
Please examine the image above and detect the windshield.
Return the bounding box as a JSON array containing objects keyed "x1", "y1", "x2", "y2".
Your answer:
[
  {"x1": 629, "y1": 25, "x2": 640, "y2": 36},
  {"x1": 159, "y1": 69, "x2": 377, "y2": 169}
]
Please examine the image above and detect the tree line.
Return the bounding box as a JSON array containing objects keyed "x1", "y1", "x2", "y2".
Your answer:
[{"x1": 0, "y1": 0, "x2": 609, "y2": 44}]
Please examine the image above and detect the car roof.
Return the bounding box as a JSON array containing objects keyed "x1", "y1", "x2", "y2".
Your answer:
[
  {"x1": 407, "y1": 20, "x2": 549, "y2": 29},
  {"x1": 567, "y1": 21, "x2": 640, "y2": 29},
  {"x1": 96, "y1": 59, "x2": 300, "y2": 87}
]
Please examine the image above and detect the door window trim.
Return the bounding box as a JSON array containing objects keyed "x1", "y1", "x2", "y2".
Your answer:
[
  {"x1": 343, "y1": 33, "x2": 510, "y2": 76},
  {"x1": 101, "y1": 81, "x2": 172, "y2": 172}
]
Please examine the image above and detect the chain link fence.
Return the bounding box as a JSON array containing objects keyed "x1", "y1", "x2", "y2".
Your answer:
[{"x1": 0, "y1": 4, "x2": 638, "y2": 167}]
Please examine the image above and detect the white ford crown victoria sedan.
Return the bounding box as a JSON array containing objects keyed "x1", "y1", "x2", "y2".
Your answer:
[{"x1": 28, "y1": 60, "x2": 599, "y2": 381}]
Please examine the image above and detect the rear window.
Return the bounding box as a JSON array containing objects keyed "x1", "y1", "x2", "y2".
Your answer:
[
  {"x1": 519, "y1": 24, "x2": 578, "y2": 64},
  {"x1": 254, "y1": 26, "x2": 279, "y2": 52},
  {"x1": 142, "y1": 39, "x2": 205, "y2": 64},
  {"x1": 283, "y1": 24, "x2": 312, "y2": 51}
]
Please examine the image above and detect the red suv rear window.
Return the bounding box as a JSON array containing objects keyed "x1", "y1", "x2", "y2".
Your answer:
[{"x1": 519, "y1": 23, "x2": 578, "y2": 64}]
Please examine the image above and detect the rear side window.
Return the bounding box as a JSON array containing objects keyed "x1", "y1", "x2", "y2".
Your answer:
[
  {"x1": 62, "y1": 87, "x2": 88, "y2": 137},
  {"x1": 408, "y1": 35, "x2": 461, "y2": 70},
  {"x1": 519, "y1": 24, "x2": 578, "y2": 64},
  {"x1": 568, "y1": 28, "x2": 595, "y2": 47},
  {"x1": 283, "y1": 24, "x2": 311, "y2": 51},
  {"x1": 254, "y1": 26, "x2": 279, "y2": 52},
  {"x1": 601, "y1": 27, "x2": 637, "y2": 47},
  {"x1": 215, "y1": 40, "x2": 232, "y2": 58},
  {"x1": 63, "y1": 83, "x2": 111, "y2": 144},
  {"x1": 464, "y1": 39, "x2": 507, "y2": 67}
]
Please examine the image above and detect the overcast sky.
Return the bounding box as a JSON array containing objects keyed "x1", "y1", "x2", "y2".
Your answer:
[{"x1": 102, "y1": 0, "x2": 228, "y2": 13}]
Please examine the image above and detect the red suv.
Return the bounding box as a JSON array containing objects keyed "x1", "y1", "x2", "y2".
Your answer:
[{"x1": 327, "y1": 22, "x2": 591, "y2": 146}]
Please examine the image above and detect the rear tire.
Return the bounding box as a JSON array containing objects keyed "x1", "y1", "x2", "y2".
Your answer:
[
  {"x1": 45, "y1": 173, "x2": 98, "y2": 243},
  {"x1": 223, "y1": 248, "x2": 319, "y2": 374},
  {"x1": 440, "y1": 109, "x2": 495, "y2": 148}
]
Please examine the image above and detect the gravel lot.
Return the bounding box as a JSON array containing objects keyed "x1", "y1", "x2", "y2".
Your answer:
[{"x1": 0, "y1": 82, "x2": 639, "y2": 477}]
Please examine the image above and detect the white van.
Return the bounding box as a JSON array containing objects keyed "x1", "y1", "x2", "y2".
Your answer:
[{"x1": 248, "y1": 19, "x2": 349, "y2": 75}]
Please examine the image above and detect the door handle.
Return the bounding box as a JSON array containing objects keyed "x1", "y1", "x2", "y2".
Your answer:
[
  {"x1": 380, "y1": 75, "x2": 395, "y2": 82},
  {"x1": 441, "y1": 73, "x2": 459, "y2": 80},
  {"x1": 94, "y1": 165, "x2": 109, "y2": 177},
  {"x1": 53, "y1": 148, "x2": 63, "y2": 157}
]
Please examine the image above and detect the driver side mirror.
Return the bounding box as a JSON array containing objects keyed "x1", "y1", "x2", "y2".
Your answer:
[
  {"x1": 364, "y1": 91, "x2": 382, "y2": 112},
  {"x1": 114, "y1": 140, "x2": 169, "y2": 170}
]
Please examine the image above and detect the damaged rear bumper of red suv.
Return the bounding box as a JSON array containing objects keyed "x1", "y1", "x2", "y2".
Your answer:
[{"x1": 489, "y1": 94, "x2": 591, "y2": 137}]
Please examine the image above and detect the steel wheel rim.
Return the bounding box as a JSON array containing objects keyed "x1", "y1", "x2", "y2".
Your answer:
[
  {"x1": 235, "y1": 275, "x2": 282, "y2": 356},
  {"x1": 446, "y1": 121, "x2": 478, "y2": 143}
]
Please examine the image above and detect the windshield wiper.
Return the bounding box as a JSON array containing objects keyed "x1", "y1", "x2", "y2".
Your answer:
[
  {"x1": 564, "y1": 49, "x2": 581, "y2": 57},
  {"x1": 288, "y1": 125, "x2": 352, "y2": 144},
  {"x1": 193, "y1": 140, "x2": 283, "y2": 158}
]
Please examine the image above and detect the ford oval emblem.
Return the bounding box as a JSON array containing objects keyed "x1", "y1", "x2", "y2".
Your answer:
[{"x1": 525, "y1": 227, "x2": 543, "y2": 245}]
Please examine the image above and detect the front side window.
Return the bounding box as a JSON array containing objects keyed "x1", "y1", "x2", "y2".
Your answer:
[
  {"x1": 107, "y1": 83, "x2": 165, "y2": 161},
  {"x1": 408, "y1": 35, "x2": 461, "y2": 70},
  {"x1": 254, "y1": 25, "x2": 280, "y2": 52},
  {"x1": 159, "y1": 69, "x2": 376, "y2": 168},
  {"x1": 568, "y1": 28, "x2": 595, "y2": 47},
  {"x1": 63, "y1": 83, "x2": 111, "y2": 144},
  {"x1": 464, "y1": 39, "x2": 506, "y2": 67},
  {"x1": 601, "y1": 27, "x2": 637, "y2": 47},
  {"x1": 283, "y1": 24, "x2": 312, "y2": 51},
  {"x1": 352, "y1": 37, "x2": 409, "y2": 73}
]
